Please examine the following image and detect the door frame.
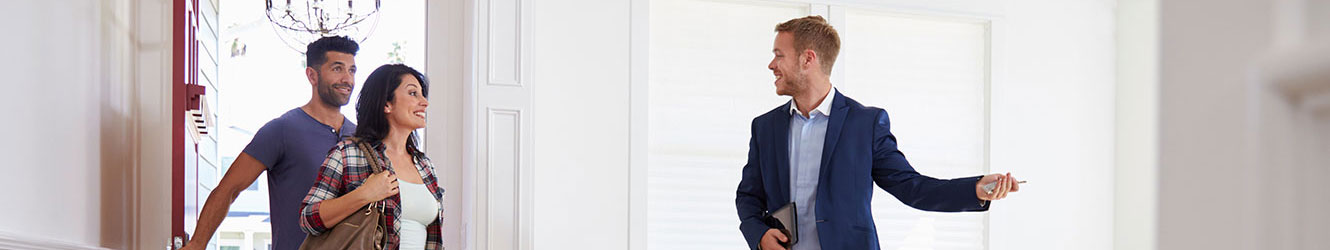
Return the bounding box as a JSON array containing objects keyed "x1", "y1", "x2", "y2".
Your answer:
[
  {"x1": 134, "y1": 0, "x2": 180, "y2": 248},
  {"x1": 171, "y1": 0, "x2": 195, "y2": 246},
  {"x1": 425, "y1": 0, "x2": 477, "y2": 249}
]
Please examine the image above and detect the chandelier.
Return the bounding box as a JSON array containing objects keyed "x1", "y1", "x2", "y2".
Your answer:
[{"x1": 265, "y1": 0, "x2": 381, "y2": 53}]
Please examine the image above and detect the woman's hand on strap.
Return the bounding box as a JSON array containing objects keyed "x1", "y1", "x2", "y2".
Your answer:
[{"x1": 352, "y1": 171, "x2": 400, "y2": 203}]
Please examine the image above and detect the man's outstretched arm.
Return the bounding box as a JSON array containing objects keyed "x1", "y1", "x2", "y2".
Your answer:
[
  {"x1": 869, "y1": 110, "x2": 1017, "y2": 212},
  {"x1": 180, "y1": 153, "x2": 266, "y2": 250}
]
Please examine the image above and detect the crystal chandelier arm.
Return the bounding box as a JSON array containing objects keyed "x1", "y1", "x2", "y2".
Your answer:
[{"x1": 327, "y1": 8, "x2": 378, "y2": 31}]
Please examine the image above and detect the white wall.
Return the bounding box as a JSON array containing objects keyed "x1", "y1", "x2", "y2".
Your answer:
[
  {"x1": 987, "y1": 0, "x2": 1117, "y2": 249},
  {"x1": 1154, "y1": 0, "x2": 1330, "y2": 249},
  {"x1": 1116, "y1": 0, "x2": 1330, "y2": 249},
  {"x1": 425, "y1": 1, "x2": 469, "y2": 250},
  {"x1": 0, "y1": 0, "x2": 104, "y2": 246},
  {"x1": 1155, "y1": 0, "x2": 1272, "y2": 249},
  {"x1": 0, "y1": 0, "x2": 154, "y2": 249},
  {"x1": 424, "y1": 0, "x2": 467, "y2": 249},
  {"x1": 530, "y1": 0, "x2": 633, "y2": 249},
  {"x1": 1113, "y1": 0, "x2": 1158, "y2": 249}
]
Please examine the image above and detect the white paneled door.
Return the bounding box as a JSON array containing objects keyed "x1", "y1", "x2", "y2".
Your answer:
[{"x1": 474, "y1": 0, "x2": 534, "y2": 249}]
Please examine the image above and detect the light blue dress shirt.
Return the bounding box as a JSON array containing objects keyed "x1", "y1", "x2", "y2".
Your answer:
[{"x1": 787, "y1": 87, "x2": 835, "y2": 250}]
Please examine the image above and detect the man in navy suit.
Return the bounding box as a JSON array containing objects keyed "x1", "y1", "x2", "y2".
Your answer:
[{"x1": 736, "y1": 16, "x2": 1021, "y2": 250}]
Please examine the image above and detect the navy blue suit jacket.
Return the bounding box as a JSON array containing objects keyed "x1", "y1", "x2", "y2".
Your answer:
[{"x1": 735, "y1": 91, "x2": 989, "y2": 250}]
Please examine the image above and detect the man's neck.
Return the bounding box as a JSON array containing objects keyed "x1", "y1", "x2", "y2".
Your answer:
[
  {"x1": 301, "y1": 101, "x2": 344, "y2": 130},
  {"x1": 793, "y1": 80, "x2": 832, "y2": 117}
]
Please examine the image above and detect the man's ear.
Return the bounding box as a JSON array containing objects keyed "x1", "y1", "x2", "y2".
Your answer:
[
  {"x1": 802, "y1": 49, "x2": 819, "y2": 68},
  {"x1": 305, "y1": 67, "x2": 318, "y2": 86}
]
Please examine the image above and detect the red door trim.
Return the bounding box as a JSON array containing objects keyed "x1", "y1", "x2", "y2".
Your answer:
[{"x1": 171, "y1": 0, "x2": 186, "y2": 243}]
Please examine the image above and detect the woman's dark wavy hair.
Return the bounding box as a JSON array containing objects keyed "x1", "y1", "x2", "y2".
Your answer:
[{"x1": 355, "y1": 64, "x2": 429, "y2": 155}]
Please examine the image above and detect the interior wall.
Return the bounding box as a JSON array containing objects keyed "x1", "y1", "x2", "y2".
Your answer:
[
  {"x1": 0, "y1": 0, "x2": 153, "y2": 248},
  {"x1": 1156, "y1": 0, "x2": 1273, "y2": 249},
  {"x1": 1113, "y1": 0, "x2": 1158, "y2": 249},
  {"x1": 988, "y1": 0, "x2": 1117, "y2": 249},
  {"x1": 529, "y1": 0, "x2": 633, "y2": 249},
  {"x1": 1254, "y1": 0, "x2": 1330, "y2": 248},
  {"x1": 97, "y1": 0, "x2": 138, "y2": 248},
  {"x1": 1117, "y1": 0, "x2": 1330, "y2": 249},
  {"x1": 0, "y1": 0, "x2": 104, "y2": 245},
  {"x1": 424, "y1": 0, "x2": 469, "y2": 249}
]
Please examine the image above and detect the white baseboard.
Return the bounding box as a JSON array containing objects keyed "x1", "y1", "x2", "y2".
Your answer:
[{"x1": 0, "y1": 231, "x2": 110, "y2": 250}]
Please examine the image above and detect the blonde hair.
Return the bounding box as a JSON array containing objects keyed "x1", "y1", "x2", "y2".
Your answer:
[{"x1": 775, "y1": 15, "x2": 841, "y2": 74}]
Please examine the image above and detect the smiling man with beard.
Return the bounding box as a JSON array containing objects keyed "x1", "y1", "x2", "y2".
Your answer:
[{"x1": 181, "y1": 36, "x2": 360, "y2": 250}]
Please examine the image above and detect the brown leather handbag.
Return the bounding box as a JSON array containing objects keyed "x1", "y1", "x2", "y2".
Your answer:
[{"x1": 299, "y1": 139, "x2": 389, "y2": 250}]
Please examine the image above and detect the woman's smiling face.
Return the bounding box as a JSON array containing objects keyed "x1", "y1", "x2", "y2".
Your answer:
[{"x1": 385, "y1": 74, "x2": 429, "y2": 130}]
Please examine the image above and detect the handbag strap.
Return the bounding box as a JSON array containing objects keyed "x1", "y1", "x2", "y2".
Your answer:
[
  {"x1": 352, "y1": 138, "x2": 391, "y2": 247},
  {"x1": 357, "y1": 139, "x2": 387, "y2": 174},
  {"x1": 353, "y1": 137, "x2": 389, "y2": 212}
]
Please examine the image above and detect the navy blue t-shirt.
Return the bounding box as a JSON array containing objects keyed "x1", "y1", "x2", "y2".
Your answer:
[{"x1": 242, "y1": 108, "x2": 355, "y2": 250}]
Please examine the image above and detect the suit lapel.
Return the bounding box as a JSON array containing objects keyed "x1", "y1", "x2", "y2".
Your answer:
[
  {"x1": 773, "y1": 101, "x2": 793, "y2": 203},
  {"x1": 819, "y1": 91, "x2": 848, "y2": 185}
]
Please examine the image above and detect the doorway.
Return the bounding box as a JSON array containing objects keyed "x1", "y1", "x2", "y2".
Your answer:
[{"x1": 173, "y1": 0, "x2": 425, "y2": 249}]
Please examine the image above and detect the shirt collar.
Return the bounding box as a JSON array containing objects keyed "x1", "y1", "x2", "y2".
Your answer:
[{"x1": 789, "y1": 87, "x2": 836, "y2": 118}]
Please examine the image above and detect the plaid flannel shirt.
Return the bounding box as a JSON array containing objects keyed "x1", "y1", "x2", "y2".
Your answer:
[{"x1": 300, "y1": 139, "x2": 445, "y2": 249}]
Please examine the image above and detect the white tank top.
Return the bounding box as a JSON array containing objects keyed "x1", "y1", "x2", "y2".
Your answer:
[{"x1": 397, "y1": 180, "x2": 439, "y2": 250}]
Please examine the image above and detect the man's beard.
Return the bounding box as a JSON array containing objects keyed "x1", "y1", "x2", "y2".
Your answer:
[
  {"x1": 316, "y1": 75, "x2": 351, "y2": 107},
  {"x1": 776, "y1": 71, "x2": 806, "y2": 96}
]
